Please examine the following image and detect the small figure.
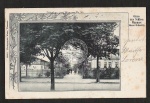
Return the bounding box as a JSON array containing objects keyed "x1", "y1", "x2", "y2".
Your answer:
[
  {"x1": 70, "y1": 69, "x2": 72, "y2": 74},
  {"x1": 72, "y1": 71, "x2": 75, "y2": 75}
]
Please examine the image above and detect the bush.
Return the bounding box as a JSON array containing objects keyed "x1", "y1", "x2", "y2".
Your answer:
[
  {"x1": 83, "y1": 69, "x2": 95, "y2": 79},
  {"x1": 100, "y1": 70, "x2": 106, "y2": 79},
  {"x1": 45, "y1": 71, "x2": 50, "y2": 77},
  {"x1": 55, "y1": 72, "x2": 61, "y2": 77},
  {"x1": 62, "y1": 69, "x2": 67, "y2": 76},
  {"x1": 93, "y1": 68, "x2": 120, "y2": 79},
  {"x1": 82, "y1": 68, "x2": 120, "y2": 79},
  {"x1": 37, "y1": 73, "x2": 42, "y2": 78},
  {"x1": 110, "y1": 69, "x2": 119, "y2": 79}
]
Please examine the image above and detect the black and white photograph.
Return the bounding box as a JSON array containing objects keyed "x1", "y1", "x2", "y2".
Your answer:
[
  {"x1": 5, "y1": 8, "x2": 146, "y2": 98},
  {"x1": 19, "y1": 22, "x2": 120, "y2": 91}
]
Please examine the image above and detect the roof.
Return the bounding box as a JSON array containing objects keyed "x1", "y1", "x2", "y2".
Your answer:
[{"x1": 35, "y1": 56, "x2": 50, "y2": 62}]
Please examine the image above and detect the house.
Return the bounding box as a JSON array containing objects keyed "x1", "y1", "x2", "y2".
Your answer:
[
  {"x1": 21, "y1": 57, "x2": 67, "y2": 78},
  {"x1": 21, "y1": 57, "x2": 50, "y2": 77},
  {"x1": 88, "y1": 54, "x2": 120, "y2": 70}
]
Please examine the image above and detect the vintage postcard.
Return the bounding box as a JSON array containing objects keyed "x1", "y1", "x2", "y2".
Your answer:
[{"x1": 5, "y1": 8, "x2": 146, "y2": 99}]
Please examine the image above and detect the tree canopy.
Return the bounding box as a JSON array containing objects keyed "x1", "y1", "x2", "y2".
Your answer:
[{"x1": 20, "y1": 23, "x2": 119, "y2": 62}]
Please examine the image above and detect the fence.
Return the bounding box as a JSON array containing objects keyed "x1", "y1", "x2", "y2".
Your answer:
[
  {"x1": 21, "y1": 67, "x2": 120, "y2": 79},
  {"x1": 21, "y1": 68, "x2": 67, "y2": 78},
  {"x1": 21, "y1": 69, "x2": 51, "y2": 78}
]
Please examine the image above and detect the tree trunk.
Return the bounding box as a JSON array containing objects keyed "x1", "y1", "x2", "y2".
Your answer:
[
  {"x1": 20, "y1": 65, "x2": 22, "y2": 82},
  {"x1": 26, "y1": 64, "x2": 28, "y2": 77},
  {"x1": 50, "y1": 59, "x2": 55, "y2": 90},
  {"x1": 82, "y1": 62, "x2": 84, "y2": 78},
  {"x1": 96, "y1": 55, "x2": 100, "y2": 82}
]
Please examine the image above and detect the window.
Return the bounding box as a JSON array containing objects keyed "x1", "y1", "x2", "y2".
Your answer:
[
  {"x1": 98, "y1": 61, "x2": 101, "y2": 68},
  {"x1": 115, "y1": 62, "x2": 119, "y2": 70},
  {"x1": 103, "y1": 62, "x2": 107, "y2": 70},
  {"x1": 115, "y1": 62, "x2": 118, "y2": 66},
  {"x1": 104, "y1": 62, "x2": 107, "y2": 67},
  {"x1": 108, "y1": 62, "x2": 112, "y2": 67}
]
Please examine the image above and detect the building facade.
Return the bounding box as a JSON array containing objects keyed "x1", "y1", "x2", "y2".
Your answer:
[{"x1": 21, "y1": 58, "x2": 50, "y2": 77}]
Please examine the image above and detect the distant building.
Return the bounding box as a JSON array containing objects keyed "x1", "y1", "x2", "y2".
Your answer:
[
  {"x1": 88, "y1": 55, "x2": 120, "y2": 70},
  {"x1": 87, "y1": 45, "x2": 120, "y2": 70},
  {"x1": 21, "y1": 57, "x2": 67, "y2": 78},
  {"x1": 21, "y1": 58, "x2": 50, "y2": 77},
  {"x1": 21, "y1": 58, "x2": 49, "y2": 70}
]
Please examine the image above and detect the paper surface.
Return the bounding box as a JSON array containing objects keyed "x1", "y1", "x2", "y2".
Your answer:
[{"x1": 5, "y1": 8, "x2": 146, "y2": 99}]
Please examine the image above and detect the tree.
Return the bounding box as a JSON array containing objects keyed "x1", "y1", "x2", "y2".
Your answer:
[
  {"x1": 20, "y1": 23, "x2": 74, "y2": 90},
  {"x1": 20, "y1": 24, "x2": 40, "y2": 81},
  {"x1": 80, "y1": 23, "x2": 119, "y2": 82},
  {"x1": 20, "y1": 51, "x2": 35, "y2": 80}
]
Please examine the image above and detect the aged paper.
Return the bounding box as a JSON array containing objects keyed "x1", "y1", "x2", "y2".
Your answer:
[{"x1": 5, "y1": 8, "x2": 146, "y2": 99}]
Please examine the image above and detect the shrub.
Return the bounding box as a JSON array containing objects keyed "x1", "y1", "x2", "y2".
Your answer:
[
  {"x1": 45, "y1": 71, "x2": 50, "y2": 77},
  {"x1": 37, "y1": 73, "x2": 42, "y2": 78}
]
